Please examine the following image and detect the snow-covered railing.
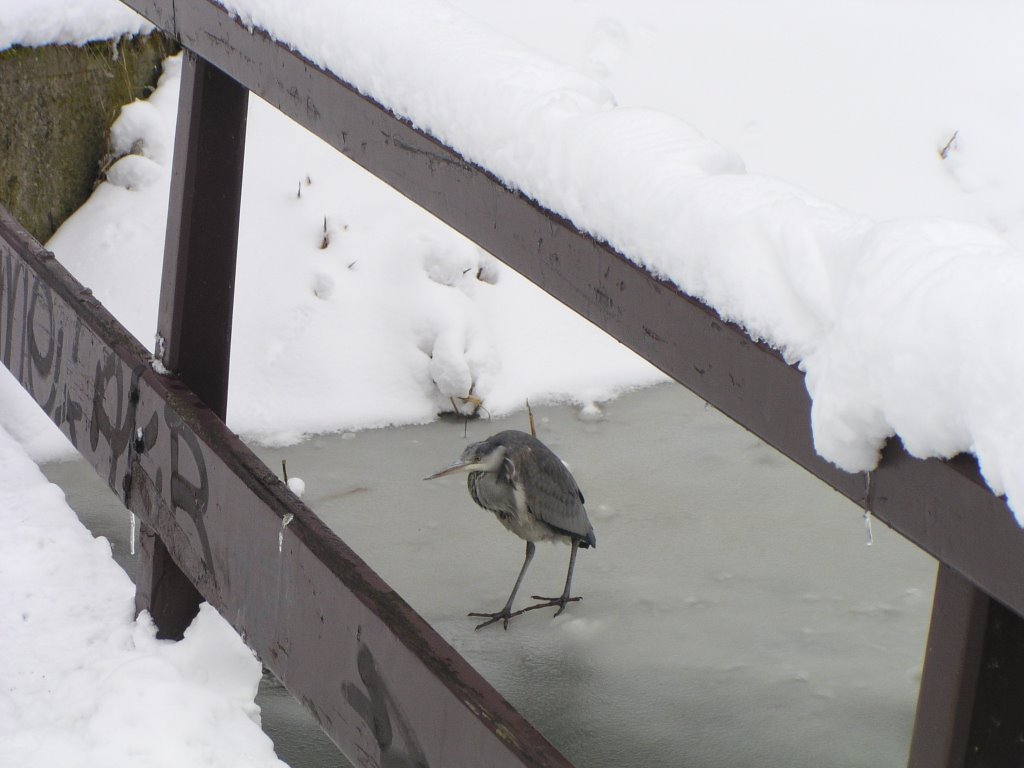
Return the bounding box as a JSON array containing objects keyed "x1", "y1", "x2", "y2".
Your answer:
[
  {"x1": 3, "y1": 0, "x2": 1024, "y2": 764},
  {"x1": 0, "y1": 205, "x2": 568, "y2": 766}
]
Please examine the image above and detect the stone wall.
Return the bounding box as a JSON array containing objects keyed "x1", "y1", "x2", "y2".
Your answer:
[{"x1": 0, "y1": 33, "x2": 177, "y2": 243}]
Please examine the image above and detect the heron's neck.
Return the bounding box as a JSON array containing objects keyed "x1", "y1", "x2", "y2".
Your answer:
[{"x1": 476, "y1": 445, "x2": 507, "y2": 474}]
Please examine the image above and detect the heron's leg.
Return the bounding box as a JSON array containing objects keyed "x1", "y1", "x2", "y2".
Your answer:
[
  {"x1": 559, "y1": 539, "x2": 580, "y2": 606},
  {"x1": 469, "y1": 541, "x2": 535, "y2": 630},
  {"x1": 524, "y1": 539, "x2": 583, "y2": 617},
  {"x1": 503, "y1": 540, "x2": 536, "y2": 612}
]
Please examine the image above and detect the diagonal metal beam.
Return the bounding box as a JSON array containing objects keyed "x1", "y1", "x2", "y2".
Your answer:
[
  {"x1": 117, "y1": 0, "x2": 1021, "y2": 616},
  {"x1": 0, "y1": 205, "x2": 573, "y2": 767}
]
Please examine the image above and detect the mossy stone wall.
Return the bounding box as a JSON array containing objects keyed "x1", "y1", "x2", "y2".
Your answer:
[{"x1": 0, "y1": 33, "x2": 177, "y2": 243}]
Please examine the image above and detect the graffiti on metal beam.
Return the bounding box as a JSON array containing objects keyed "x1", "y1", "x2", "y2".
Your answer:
[
  {"x1": 344, "y1": 637, "x2": 431, "y2": 768},
  {"x1": 0, "y1": 239, "x2": 216, "y2": 586}
]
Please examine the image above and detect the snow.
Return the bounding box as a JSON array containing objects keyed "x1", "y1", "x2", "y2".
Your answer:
[
  {"x1": 5, "y1": 1, "x2": 1022, "y2": 511},
  {"x1": 38, "y1": 53, "x2": 665, "y2": 448},
  {"x1": 0, "y1": 0, "x2": 152, "y2": 51},
  {"x1": 206, "y1": 0, "x2": 1024, "y2": 517},
  {"x1": 1, "y1": 0, "x2": 1024, "y2": 764},
  {"x1": 805, "y1": 218, "x2": 1024, "y2": 476},
  {"x1": 0, "y1": 423, "x2": 285, "y2": 768}
]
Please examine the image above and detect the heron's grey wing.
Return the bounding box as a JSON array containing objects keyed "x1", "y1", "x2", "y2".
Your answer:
[{"x1": 511, "y1": 442, "x2": 596, "y2": 547}]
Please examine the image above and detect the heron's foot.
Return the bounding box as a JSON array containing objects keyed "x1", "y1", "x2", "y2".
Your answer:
[
  {"x1": 468, "y1": 609, "x2": 510, "y2": 631},
  {"x1": 469, "y1": 602, "x2": 551, "y2": 630},
  {"x1": 468, "y1": 607, "x2": 515, "y2": 630},
  {"x1": 525, "y1": 594, "x2": 582, "y2": 618},
  {"x1": 469, "y1": 596, "x2": 582, "y2": 629}
]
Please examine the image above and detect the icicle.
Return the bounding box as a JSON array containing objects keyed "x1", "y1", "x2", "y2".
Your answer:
[
  {"x1": 279, "y1": 512, "x2": 295, "y2": 553},
  {"x1": 863, "y1": 472, "x2": 874, "y2": 547},
  {"x1": 130, "y1": 511, "x2": 137, "y2": 556}
]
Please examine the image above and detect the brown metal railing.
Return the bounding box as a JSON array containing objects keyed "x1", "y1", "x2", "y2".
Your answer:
[
  {"x1": 2, "y1": 0, "x2": 1023, "y2": 764},
  {"x1": 0, "y1": 204, "x2": 571, "y2": 766}
]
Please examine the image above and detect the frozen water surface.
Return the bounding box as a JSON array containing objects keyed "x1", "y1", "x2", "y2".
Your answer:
[{"x1": 44, "y1": 383, "x2": 934, "y2": 767}]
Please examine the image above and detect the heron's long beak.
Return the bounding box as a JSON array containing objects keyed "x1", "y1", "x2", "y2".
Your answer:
[{"x1": 423, "y1": 460, "x2": 473, "y2": 481}]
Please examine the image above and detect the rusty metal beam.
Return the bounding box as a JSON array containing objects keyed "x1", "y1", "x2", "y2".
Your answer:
[
  {"x1": 0, "y1": 205, "x2": 572, "y2": 767},
  {"x1": 119, "y1": 0, "x2": 1022, "y2": 616}
]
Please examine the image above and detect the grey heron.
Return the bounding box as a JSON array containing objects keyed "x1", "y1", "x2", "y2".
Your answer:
[{"x1": 425, "y1": 429, "x2": 596, "y2": 630}]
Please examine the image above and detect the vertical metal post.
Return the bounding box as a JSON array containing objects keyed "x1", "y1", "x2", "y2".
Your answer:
[
  {"x1": 156, "y1": 50, "x2": 248, "y2": 417},
  {"x1": 909, "y1": 565, "x2": 1024, "y2": 767},
  {"x1": 909, "y1": 565, "x2": 989, "y2": 767},
  {"x1": 135, "y1": 50, "x2": 248, "y2": 639},
  {"x1": 963, "y1": 595, "x2": 1024, "y2": 766}
]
